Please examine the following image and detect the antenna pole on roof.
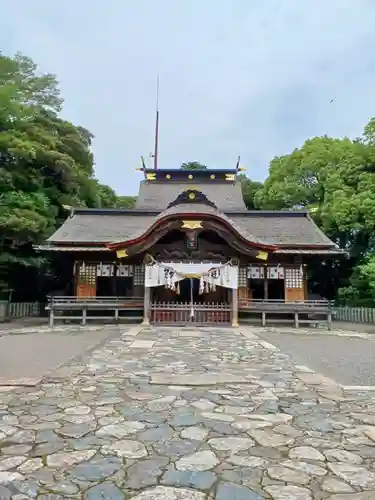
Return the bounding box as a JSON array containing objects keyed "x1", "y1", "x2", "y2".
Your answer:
[
  {"x1": 235, "y1": 155, "x2": 241, "y2": 171},
  {"x1": 154, "y1": 74, "x2": 160, "y2": 170}
]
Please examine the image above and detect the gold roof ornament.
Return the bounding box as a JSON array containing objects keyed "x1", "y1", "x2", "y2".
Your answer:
[
  {"x1": 146, "y1": 172, "x2": 156, "y2": 180},
  {"x1": 225, "y1": 173, "x2": 235, "y2": 181},
  {"x1": 256, "y1": 250, "x2": 268, "y2": 261},
  {"x1": 181, "y1": 220, "x2": 203, "y2": 230},
  {"x1": 116, "y1": 249, "x2": 128, "y2": 258}
]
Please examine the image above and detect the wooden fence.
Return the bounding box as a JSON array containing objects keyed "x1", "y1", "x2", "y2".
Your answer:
[
  {"x1": 0, "y1": 301, "x2": 41, "y2": 320},
  {"x1": 333, "y1": 307, "x2": 375, "y2": 324},
  {"x1": 151, "y1": 301, "x2": 232, "y2": 324}
]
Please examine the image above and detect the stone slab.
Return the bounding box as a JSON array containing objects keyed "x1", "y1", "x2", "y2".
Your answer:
[{"x1": 150, "y1": 373, "x2": 248, "y2": 386}]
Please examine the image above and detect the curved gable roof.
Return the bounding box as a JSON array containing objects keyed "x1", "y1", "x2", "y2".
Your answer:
[{"x1": 135, "y1": 180, "x2": 246, "y2": 211}]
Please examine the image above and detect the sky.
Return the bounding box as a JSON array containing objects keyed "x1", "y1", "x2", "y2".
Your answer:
[{"x1": 1, "y1": 0, "x2": 375, "y2": 196}]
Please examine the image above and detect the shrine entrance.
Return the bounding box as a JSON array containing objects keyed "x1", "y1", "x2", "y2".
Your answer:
[
  {"x1": 177, "y1": 278, "x2": 201, "y2": 303},
  {"x1": 146, "y1": 260, "x2": 237, "y2": 326}
]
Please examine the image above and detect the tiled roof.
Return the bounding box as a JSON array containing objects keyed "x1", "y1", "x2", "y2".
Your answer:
[
  {"x1": 135, "y1": 181, "x2": 247, "y2": 211},
  {"x1": 47, "y1": 208, "x2": 338, "y2": 249}
]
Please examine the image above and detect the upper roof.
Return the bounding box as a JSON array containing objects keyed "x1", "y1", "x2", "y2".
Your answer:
[
  {"x1": 43, "y1": 168, "x2": 341, "y2": 253},
  {"x1": 136, "y1": 180, "x2": 246, "y2": 211}
]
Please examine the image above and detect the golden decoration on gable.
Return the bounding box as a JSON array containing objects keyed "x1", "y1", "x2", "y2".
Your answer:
[
  {"x1": 181, "y1": 220, "x2": 203, "y2": 230},
  {"x1": 188, "y1": 192, "x2": 196, "y2": 200},
  {"x1": 188, "y1": 174, "x2": 193, "y2": 179},
  {"x1": 225, "y1": 173, "x2": 235, "y2": 181},
  {"x1": 116, "y1": 249, "x2": 128, "y2": 258},
  {"x1": 256, "y1": 250, "x2": 268, "y2": 261},
  {"x1": 146, "y1": 172, "x2": 156, "y2": 180}
]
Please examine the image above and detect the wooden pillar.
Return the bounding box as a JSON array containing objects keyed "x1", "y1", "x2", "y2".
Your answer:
[
  {"x1": 49, "y1": 307, "x2": 54, "y2": 327},
  {"x1": 231, "y1": 288, "x2": 239, "y2": 327},
  {"x1": 294, "y1": 311, "x2": 299, "y2": 328},
  {"x1": 111, "y1": 263, "x2": 117, "y2": 297},
  {"x1": 263, "y1": 266, "x2": 268, "y2": 300},
  {"x1": 142, "y1": 286, "x2": 151, "y2": 325},
  {"x1": 303, "y1": 266, "x2": 308, "y2": 300},
  {"x1": 82, "y1": 306, "x2": 87, "y2": 326}
]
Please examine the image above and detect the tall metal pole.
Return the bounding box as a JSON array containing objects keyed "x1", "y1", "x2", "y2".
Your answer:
[{"x1": 154, "y1": 75, "x2": 160, "y2": 170}]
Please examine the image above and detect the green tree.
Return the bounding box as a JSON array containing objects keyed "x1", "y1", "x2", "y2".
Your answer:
[
  {"x1": 180, "y1": 161, "x2": 208, "y2": 170},
  {"x1": 237, "y1": 174, "x2": 263, "y2": 209},
  {"x1": 253, "y1": 133, "x2": 375, "y2": 302},
  {"x1": 0, "y1": 52, "x2": 124, "y2": 298},
  {"x1": 115, "y1": 195, "x2": 137, "y2": 209}
]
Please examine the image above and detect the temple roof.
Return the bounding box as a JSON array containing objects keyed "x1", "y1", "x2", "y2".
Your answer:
[
  {"x1": 136, "y1": 179, "x2": 246, "y2": 211},
  {"x1": 46, "y1": 207, "x2": 338, "y2": 249},
  {"x1": 42, "y1": 169, "x2": 342, "y2": 254}
]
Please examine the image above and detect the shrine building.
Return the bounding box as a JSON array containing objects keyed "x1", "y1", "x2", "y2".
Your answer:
[{"x1": 39, "y1": 167, "x2": 343, "y2": 327}]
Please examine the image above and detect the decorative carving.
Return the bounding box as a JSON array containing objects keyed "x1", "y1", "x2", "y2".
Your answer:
[
  {"x1": 151, "y1": 237, "x2": 231, "y2": 262},
  {"x1": 146, "y1": 172, "x2": 156, "y2": 180},
  {"x1": 225, "y1": 173, "x2": 235, "y2": 181},
  {"x1": 186, "y1": 230, "x2": 198, "y2": 251},
  {"x1": 167, "y1": 189, "x2": 217, "y2": 209},
  {"x1": 181, "y1": 220, "x2": 203, "y2": 230}
]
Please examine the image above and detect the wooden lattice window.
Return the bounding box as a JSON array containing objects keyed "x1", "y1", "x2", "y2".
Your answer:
[
  {"x1": 78, "y1": 263, "x2": 97, "y2": 284},
  {"x1": 133, "y1": 265, "x2": 145, "y2": 285},
  {"x1": 285, "y1": 267, "x2": 303, "y2": 288},
  {"x1": 238, "y1": 266, "x2": 248, "y2": 287}
]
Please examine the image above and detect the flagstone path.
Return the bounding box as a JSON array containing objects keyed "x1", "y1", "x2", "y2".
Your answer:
[{"x1": 1, "y1": 324, "x2": 375, "y2": 499}]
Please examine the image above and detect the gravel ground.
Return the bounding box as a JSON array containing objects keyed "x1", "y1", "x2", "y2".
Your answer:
[
  {"x1": 1, "y1": 325, "x2": 375, "y2": 498},
  {"x1": 0, "y1": 324, "x2": 127, "y2": 381},
  {"x1": 255, "y1": 329, "x2": 375, "y2": 386}
]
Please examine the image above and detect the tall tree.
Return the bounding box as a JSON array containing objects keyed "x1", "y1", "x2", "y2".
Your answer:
[
  {"x1": 0, "y1": 52, "x2": 124, "y2": 298},
  {"x1": 254, "y1": 132, "x2": 375, "y2": 302}
]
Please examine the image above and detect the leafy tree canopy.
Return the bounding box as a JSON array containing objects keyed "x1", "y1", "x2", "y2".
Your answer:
[
  {"x1": 180, "y1": 161, "x2": 208, "y2": 170},
  {"x1": 0, "y1": 52, "x2": 130, "y2": 297}
]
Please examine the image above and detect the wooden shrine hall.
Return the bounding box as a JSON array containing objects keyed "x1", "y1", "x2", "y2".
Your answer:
[{"x1": 38, "y1": 167, "x2": 343, "y2": 327}]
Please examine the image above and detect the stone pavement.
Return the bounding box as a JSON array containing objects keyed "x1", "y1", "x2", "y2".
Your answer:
[{"x1": 1, "y1": 325, "x2": 375, "y2": 499}]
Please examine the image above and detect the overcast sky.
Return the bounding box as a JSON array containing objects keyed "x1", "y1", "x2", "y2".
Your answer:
[{"x1": 1, "y1": 1, "x2": 375, "y2": 195}]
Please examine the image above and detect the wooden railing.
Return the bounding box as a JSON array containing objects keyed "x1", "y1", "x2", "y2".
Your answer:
[
  {"x1": 239, "y1": 298, "x2": 331, "y2": 310},
  {"x1": 46, "y1": 296, "x2": 144, "y2": 326},
  {"x1": 151, "y1": 301, "x2": 231, "y2": 325},
  {"x1": 239, "y1": 298, "x2": 332, "y2": 329}
]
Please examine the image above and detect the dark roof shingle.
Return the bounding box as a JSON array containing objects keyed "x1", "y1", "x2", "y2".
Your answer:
[
  {"x1": 135, "y1": 181, "x2": 246, "y2": 211},
  {"x1": 47, "y1": 208, "x2": 337, "y2": 248}
]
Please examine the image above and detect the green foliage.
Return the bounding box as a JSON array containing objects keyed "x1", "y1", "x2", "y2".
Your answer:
[
  {"x1": 237, "y1": 174, "x2": 263, "y2": 210},
  {"x1": 115, "y1": 196, "x2": 137, "y2": 209},
  {"x1": 180, "y1": 161, "x2": 208, "y2": 170},
  {"x1": 0, "y1": 51, "x2": 134, "y2": 298},
  {"x1": 253, "y1": 130, "x2": 375, "y2": 305}
]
